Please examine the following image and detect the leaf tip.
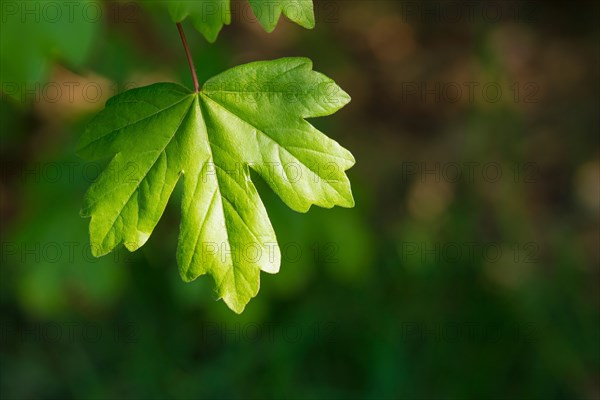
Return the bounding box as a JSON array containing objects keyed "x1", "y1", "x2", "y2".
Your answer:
[
  {"x1": 178, "y1": 261, "x2": 197, "y2": 283},
  {"x1": 90, "y1": 242, "x2": 107, "y2": 258},
  {"x1": 345, "y1": 194, "x2": 356, "y2": 209},
  {"x1": 302, "y1": 18, "x2": 316, "y2": 30},
  {"x1": 222, "y1": 295, "x2": 248, "y2": 315}
]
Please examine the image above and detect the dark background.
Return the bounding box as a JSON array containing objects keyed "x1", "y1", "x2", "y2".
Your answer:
[{"x1": 1, "y1": 1, "x2": 599, "y2": 399}]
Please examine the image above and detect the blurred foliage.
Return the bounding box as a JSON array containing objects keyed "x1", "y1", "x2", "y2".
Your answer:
[
  {"x1": 1, "y1": 0, "x2": 599, "y2": 399},
  {"x1": 0, "y1": 0, "x2": 100, "y2": 101}
]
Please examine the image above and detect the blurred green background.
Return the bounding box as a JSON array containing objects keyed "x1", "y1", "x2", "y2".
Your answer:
[{"x1": 1, "y1": 1, "x2": 599, "y2": 399}]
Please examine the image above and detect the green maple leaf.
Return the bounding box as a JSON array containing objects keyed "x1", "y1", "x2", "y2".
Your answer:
[
  {"x1": 248, "y1": 0, "x2": 315, "y2": 32},
  {"x1": 78, "y1": 58, "x2": 354, "y2": 313},
  {"x1": 144, "y1": 0, "x2": 314, "y2": 42},
  {"x1": 158, "y1": 0, "x2": 231, "y2": 43}
]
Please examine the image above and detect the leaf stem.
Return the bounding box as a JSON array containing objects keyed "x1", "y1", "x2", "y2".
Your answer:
[{"x1": 177, "y1": 22, "x2": 200, "y2": 93}]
